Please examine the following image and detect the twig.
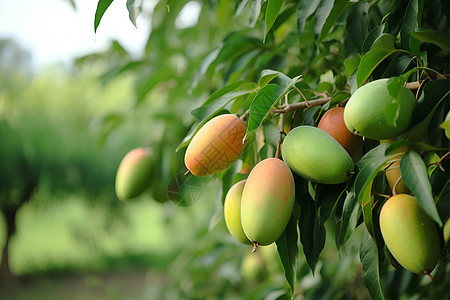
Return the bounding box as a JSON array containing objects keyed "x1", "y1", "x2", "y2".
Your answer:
[{"x1": 272, "y1": 97, "x2": 331, "y2": 114}]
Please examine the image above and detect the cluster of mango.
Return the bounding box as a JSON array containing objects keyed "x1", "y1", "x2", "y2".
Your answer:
[{"x1": 114, "y1": 78, "x2": 444, "y2": 277}]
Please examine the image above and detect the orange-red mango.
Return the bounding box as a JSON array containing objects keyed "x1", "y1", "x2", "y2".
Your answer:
[
  {"x1": 318, "y1": 107, "x2": 363, "y2": 161},
  {"x1": 185, "y1": 114, "x2": 246, "y2": 176}
]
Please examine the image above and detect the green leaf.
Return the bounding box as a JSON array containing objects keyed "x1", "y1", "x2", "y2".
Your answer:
[
  {"x1": 347, "y1": 1, "x2": 369, "y2": 52},
  {"x1": 354, "y1": 143, "x2": 393, "y2": 238},
  {"x1": 275, "y1": 213, "x2": 298, "y2": 294},
  {"x1": 264, "y1": 0, "x2": 284, "y2": 41},
  {"x1": 361, "y1": 24, "x2": 386, "y2": 54},
  {"x1": 400, "y1": 150, "x2": 442, "y2": 226},
  {"x1": 258, "y1": 69, "x2": 281, "y2": 87},
  {"x1": 126, "y1": 0, "x2": 140, "y2": 28},
  {"x1": 318, "y1": 0, "x2": 352, "y2": 42},
  {"x1": 356, "y1": 34, "x2": 398, "y2": 87},
  {"x1": 400, "y1": 0, "x2": 419, "y2": 55},
  {"x1": 336, "y1": 187, "x2": 359, "y2": 248},
  {"x1": 411, "y1": 29, "x2": 450, "y2": 51},
  {"x1": 408, "y1": 79, "x2": 450, "y2": 141},
  {"x1": 441, "y1": 111, "x2": 450, "y2": 140},
  {"x1": 245, "y1": 75, "x2": 301, "y2": 140},
  {"x1": 314, "y1": 0, "x2": 334, "y2": 40},
  {"x1": 94, "y1": 0, "x2": 114, "y2": 33},
  {"x1": 191, "y1": 82, "x2": 257, "y2": 120},
  {"x1": 296, "y1": 0, "x2": 321, "y2": 35},
  {"x1": 166, "y1": 0, "x2": 178, "y2": 7},
  {"x1": 360, "y1": 230, "x2": 385, "y2": 300},
  {"x1": 298, "y1": 185, "x2": 325, "y2": 273},
  {"x1": 344, "y1": 56, "x2": 360, "y2": 79}
]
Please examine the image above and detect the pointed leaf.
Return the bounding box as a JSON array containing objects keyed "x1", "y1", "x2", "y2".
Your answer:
[
  {"x1": 318, "y1": 0, "x2": 352, "y2": 42},
  {"x1": 191, "y1": 82, "x2": 257, "y2": 120},
  {"x1": 360, "y1": 230, "x2": 385, "y2": 300},
  {"x1": 441, "y1": 111, "x2": 450, "y2": 140},
  {"x1": 400, "y1": 0, "x2": 419, "y2": 54},
  {"x1": 264, "y1": 0, "x2": 284, "y2": 41},
  {"x1": 412, "y1": 29, "x2": 450, "y2": 51},
  {"x1": 400, "y1": 150, "x2": 442, "y2": 225},
  {"x1": 337, "y1": 188, "x2": 359, "y2": 248},
  {"x1": 94, "y1": 0, "x2": 114, "y2": 33},
  {"x1": 297, "y1": 0, "x2": 321, "y2": 35},
  {"x1": 314, "y1": 0, "x2": 334, "y2": 40},
  {"x1": 275, "y1": 213, "x2": 298, "y2": 294},
  {"x1": 356, "y1": 34, "x2": 398, "y2": 87},
  {"x1": 245, "y1": 75, "x2": 301, "y2": 140},
  {"x1": 126, "y1": 0, "x2": 140, "y2": 28}
]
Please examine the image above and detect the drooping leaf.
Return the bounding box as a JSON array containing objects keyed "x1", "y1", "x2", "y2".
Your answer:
[
  {"x1": 94, "y1": 0, "x2": 114, "y2": 33},
  {"x1": 299, "y1": 186, "x2": 326, "y2": 273},
  {"x1": 354, "y1": 143, "x2": 393, "y2": 238},
  {"x1": 400, "y1": 0, "x2": 420, "y2": 56},
  {"x1": 314, "y1": 0, "x2": 334, "y2": 40},
  {"x1": 336, "y1": 187, "x2": 359, "y2": 248},
  {"x1": 347, "y1": 1, "x2": 369, "y2": 52},
  {"x1": 275, "y1": 213, "x2": 298, "y2": 294},
  {"x1": 400, "y1": 150, "x2": 442, "y2": 226},
  {"x1": 360, "y1": 230, "x2": 385, "y2": 300},
  {"x1": 126, "y1": 0, "x2": 140, "y2": 28},
  {"x1": 411, "y1": 29, "x2": 450, "y2": 51},
  {"x1": 356, "y1": 34, "x2": 398, "y2": 87},
  {"x1": 296, "y1": 0, "x2": 321, "y2": 35},
  {"x1": 264, "y1": 0, "x2": 284, "y2": 41},
  {"x1": 318, "y1": 0, "x2": 352, "y2": 42}
]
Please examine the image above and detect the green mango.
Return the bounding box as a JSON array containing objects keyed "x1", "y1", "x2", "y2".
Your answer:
[
  {"x1": 241, "y1": 158, "x2": 295, "y2": 247},
  {"x1": 115, "y1": 147, "x2": 153, "y2": 201},
  {"x1": 344, "y1": 78, "x2": 416, "y2": 140},
  {"x1": 282, "y1": 126, "x2": 354, "y2": 184},
  {"x1": 224, "y1": 180, "x2": 252, "y2": 245},
  {"x1": 380, "y1": 194, "x2": 441, "y2": 275}
]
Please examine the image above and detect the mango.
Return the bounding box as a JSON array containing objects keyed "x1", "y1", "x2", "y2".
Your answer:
[
  {"x1": 184, "y1": 114, "x2": 247, "y2": 176},
  {"x1": 318, "y1": 107, "x2": 363, "y2": 161},
  {"x1": 344, "y1": 78, "x2": 416, "y2": 140},
  {"x1": 379, "y1": 194, "x2": 441, "y2": 275},
  {"x1": 224, "y1": 180, "x2": 252, "y2": 245},
  {"x1": 382, "y1": 141, "x2": 410, "y2": 195},
  {"x1": 282, "y1": 126, "x2": 354, "y2": 184},
  {"x1": 241, "y1": 158, "x2": 295, "y2": 247},
  {"x1": 115, "y1": 147, "x2": 152, "y2": 201}
]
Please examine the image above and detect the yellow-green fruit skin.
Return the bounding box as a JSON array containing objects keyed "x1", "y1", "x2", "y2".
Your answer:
[
  {"x1": 115, "y1": 147, "x2": 152, "y2": 201},
  {"x1": 184, "y1": 114, "x2": 247, "y2": 177},
  {"x1": 282, "y1": 126, "x2": 354, "y2": 184},
  {"x1": 344, "y1": 79, "x2": 416, "y2": 140},
  {"x1": 241, "y1": 158, "x2": 295, "y2": 246},
  {"x1": 224, "y1": 180, "x2": 252, "y2": 245},
  {"x1": 444, "y1": 218, "x2": 450, "y2": 243},
  {"x1": 380, "y1": 194, "x2": 441, "y2": 275}
]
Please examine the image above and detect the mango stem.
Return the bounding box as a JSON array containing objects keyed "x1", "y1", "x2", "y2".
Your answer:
[{"x1": 252, "y1": 242, "x2": 259, "y2": 253}]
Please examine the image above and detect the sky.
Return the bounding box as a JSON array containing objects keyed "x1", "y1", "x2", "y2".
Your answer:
[{"x1": 0, "y1": 0, "x2": 153, "y2": 70}]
